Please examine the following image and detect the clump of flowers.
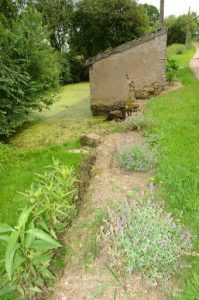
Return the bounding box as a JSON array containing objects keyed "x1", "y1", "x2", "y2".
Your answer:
[
  {"x1": 118, "y1": 144, "x2": 156, "y2": 172},
  {"x1": 101, "y1": 193, "x2": 194, "y2": 285}
]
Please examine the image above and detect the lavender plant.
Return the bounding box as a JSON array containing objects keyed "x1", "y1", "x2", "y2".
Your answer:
[
  {"x1": 118, "y1": 144, "x2": 156, "y2": 171},
  {"x1": 102, "y1": 198, "x2": 194, "y2": 285}
]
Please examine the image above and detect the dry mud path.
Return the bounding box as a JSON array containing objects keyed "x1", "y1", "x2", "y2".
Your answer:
[
  {"x1": 51, "y1": 131, "x2": 166, "y2": 300},
  {"x1": 189, "y1": 43, "x2": 199, "y2": 79}
]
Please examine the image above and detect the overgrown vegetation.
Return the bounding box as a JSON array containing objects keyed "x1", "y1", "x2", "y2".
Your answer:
[
  {"x1": 0, "y1": 159, "x2": 79, "y2": 299},
  {"x1": 118, "y1": 144, "x2": 156, "y2": 172}
]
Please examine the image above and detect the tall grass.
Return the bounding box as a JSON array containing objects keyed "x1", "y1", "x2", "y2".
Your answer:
[{"x1": 145, "y1": 45, "x2": 199, "y2": 299}]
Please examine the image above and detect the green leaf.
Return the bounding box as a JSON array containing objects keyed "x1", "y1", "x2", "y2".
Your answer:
[
  {"x1": 0, "y1": 235, "x2": 9, "y2": 242},
  {"x1": 30, "y1": 286, "x2": 42, "y2": 293},
  {"x1": 25, "y1": 220, "x2": 35, "y2": 249},
  {"x1": 31, "y1": 240, "x2": 61, "y2": 251},
  {"x1": 18, "y1": 206, "x2": 35, "y2": 229},
  {"x1": 5, "y1": 230, "x2": 20, "y2": 280},
  {"x1": 0, "y1": 223, "x2": 14, "y2": 233},
  {"x1": 31, "y1": 253, "x2": 52, "y2": 266},
  {"x1": 41, "y1": 268, "x2": 55, "y2": 279},
  {"x1": 27, "y1": 228, "x2": 62, "y2": 248}
]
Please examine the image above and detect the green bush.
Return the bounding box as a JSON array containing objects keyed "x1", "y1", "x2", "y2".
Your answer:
[
  {"x1": 166, "y1": 58, "x2": 179, "y2": 83},
  {"x1": 118, "y1": 144, "x2": 156, "y2": 171},
  {"x1": 0, "y1": 8, "x2": 61, "y2": 137}
]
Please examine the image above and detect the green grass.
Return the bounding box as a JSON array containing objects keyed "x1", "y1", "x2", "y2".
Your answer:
[
  {"x1": 145, "y1": 45, "x2": 199, "y2": 299},
  {"x1": 0, "y1": 143, "x2": 83, "y2": 226},
  {"x1": 8, "y1": 82, "x2": 113, "y2": 148}
]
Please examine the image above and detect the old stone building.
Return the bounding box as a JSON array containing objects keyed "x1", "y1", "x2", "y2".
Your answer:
[{"x1": 85, "y1": 29, "x2": 167, "y2": 116}]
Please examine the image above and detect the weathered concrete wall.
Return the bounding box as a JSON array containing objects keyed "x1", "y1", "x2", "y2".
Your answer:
[{"x1": 88, "y1": 30, "x2": 167, "y2": 115}]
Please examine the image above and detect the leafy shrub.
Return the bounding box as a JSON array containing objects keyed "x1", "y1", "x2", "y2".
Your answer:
[
  {"x1": 118, "y1": 144, "x2": 156, "y2": 171},
  {"x1": 102, "y1": 200, "x2": 194, "y2": 285},
  {"x1": 0, "y1": 159, "x2": 78, "y2": 298},
  {"x1": 166, "y1": 58, "x2": 179, "y2": 83},
  {"x1": 0, "y1": 8, "x2": 61, "y2": 137}
]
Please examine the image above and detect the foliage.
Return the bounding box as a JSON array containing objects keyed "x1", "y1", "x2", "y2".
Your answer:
[
  {"x1": 165, "y1": 13, "x2": 199, "y2": 45},
  {"x1": 118, "y1": 144, "x2": 156, "y2": 172},
  {"x1": 166, "y1": 58, "x2": 179, "y2": 83},
  {"x1": 0, "y1": 6, "x2": 61, "y2": 137},
  {"x1": 70, "y1": 0, "x2": 149, "y2": 59},
  {"x1": 0, "y1": 159, "x2": 79, "y2": 298},
  {"x1": 175, "y1": 44, "x2": 186, "y2": 55},
  {"x1": 20, "y1": 158, "x2": 78, "y2": 233},
  {"x1": 145, "y1": 46, "x2": 199, "y2": 298},
  {"x1": 36, "y1": 0, "x2": 73, "y2": 51},
  {"x1": 142, "y1": 3, "x2": 159, "y2": 29},
  {"x1": 104, "y1": 199, "x2": 194, "y2": 285},
  {"x1": 0, "y1": 206, "x2": 61, "y2": 298}
]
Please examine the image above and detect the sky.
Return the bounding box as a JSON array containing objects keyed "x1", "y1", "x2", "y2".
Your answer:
[{"x1": 138, "y1": 0, "x2": 199, "y2": 17}]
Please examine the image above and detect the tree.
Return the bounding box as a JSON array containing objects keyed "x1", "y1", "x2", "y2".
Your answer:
[
  {"x1": 70, "y1": 0, "x2": 149, "y2": 59},
  {"x1": 142, "y1": 3, "x2": 159, "y2": 28},
  {"x1": 165, "y1": 13, "x2": 199, "y2": 45},
  {"x1": 36, "y1": 0, "x2": 73, "y2": 51},
  {"x1": 0, "y1": 6, "x2": 61, "y2": 136}
]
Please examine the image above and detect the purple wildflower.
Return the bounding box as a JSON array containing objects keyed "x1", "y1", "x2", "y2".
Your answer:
[{"x1": 149, "y1": 183, "x2": 155, "y2": 191}]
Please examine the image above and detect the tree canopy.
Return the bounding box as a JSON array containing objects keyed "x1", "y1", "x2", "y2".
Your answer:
[
  {"x1": 70, "y1": 0, "x2": 149, "y2": 59},
  {"x1": 165, "y1": 13, "x2": 199, "y2": 45}
]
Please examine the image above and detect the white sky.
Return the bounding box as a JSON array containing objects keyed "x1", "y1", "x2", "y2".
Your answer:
[{"x1": 138, "y1": 0, "x2": 199, "y2": 17}]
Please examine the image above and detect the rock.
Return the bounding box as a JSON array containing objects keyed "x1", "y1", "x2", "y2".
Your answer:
[
  {"x1": 133, "y1": 104, "x2": 139, "y2": 112},
  {"x1": 80, "y1": 133, "x2": 101, "y2": 147},
  {"x1": 107, "y1": 109, "x2": 126, "y2": 121},
  {"x1": 144, "y1": 86, "x2": 155, "y2": 93}
]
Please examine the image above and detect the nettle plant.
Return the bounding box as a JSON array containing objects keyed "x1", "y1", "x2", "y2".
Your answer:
[
  {"x1": 0, "y1": 159, "x2": 78, "y2": 299},
  {"x1": 20, "y1": 158, "x2": 78, "y2": 234},
  {"x1": 118, "y1": 144, "x2": 156, "y2": 172}
]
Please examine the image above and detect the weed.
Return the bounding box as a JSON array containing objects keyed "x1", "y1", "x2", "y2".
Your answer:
[
  {"x1": 118, "y1": 144, "x2": 156, "y2": 172},
  {"x1": 166, "y1": 59, "x2": 179, "y2": 83}
]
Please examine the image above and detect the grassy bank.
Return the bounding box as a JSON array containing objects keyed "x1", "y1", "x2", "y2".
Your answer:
[{"x1": 146, "y1": 45, "x2": 199, "y2": 299}]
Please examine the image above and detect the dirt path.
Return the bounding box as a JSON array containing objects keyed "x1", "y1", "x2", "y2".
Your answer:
[
  {"x1": 189, "y1": 43, "x2": 199, "y2": 79},
  {"x1": 51, "y1": 131, "x2": 165, "y2": 300}
]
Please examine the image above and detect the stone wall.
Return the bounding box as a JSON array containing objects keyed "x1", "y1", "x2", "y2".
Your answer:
[{"x1": 87, "y1": 29, "x2": 167, "y2": 115}]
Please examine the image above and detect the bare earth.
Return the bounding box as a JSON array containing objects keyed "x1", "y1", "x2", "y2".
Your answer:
[
  {"x1": 189, "y1": 43, "x2": 199, "y2": 79},
  {"x1": 51, "y1": 130, "x2": 167, "y2": 300}
]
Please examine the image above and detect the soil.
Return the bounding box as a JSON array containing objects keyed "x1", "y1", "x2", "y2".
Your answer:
[
  {"x1": 50, "y1": 131, "x2": 166, "y2": 300},
  {"x1": 189, "y1": 43, "x2": 199, "y2": 79}
]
